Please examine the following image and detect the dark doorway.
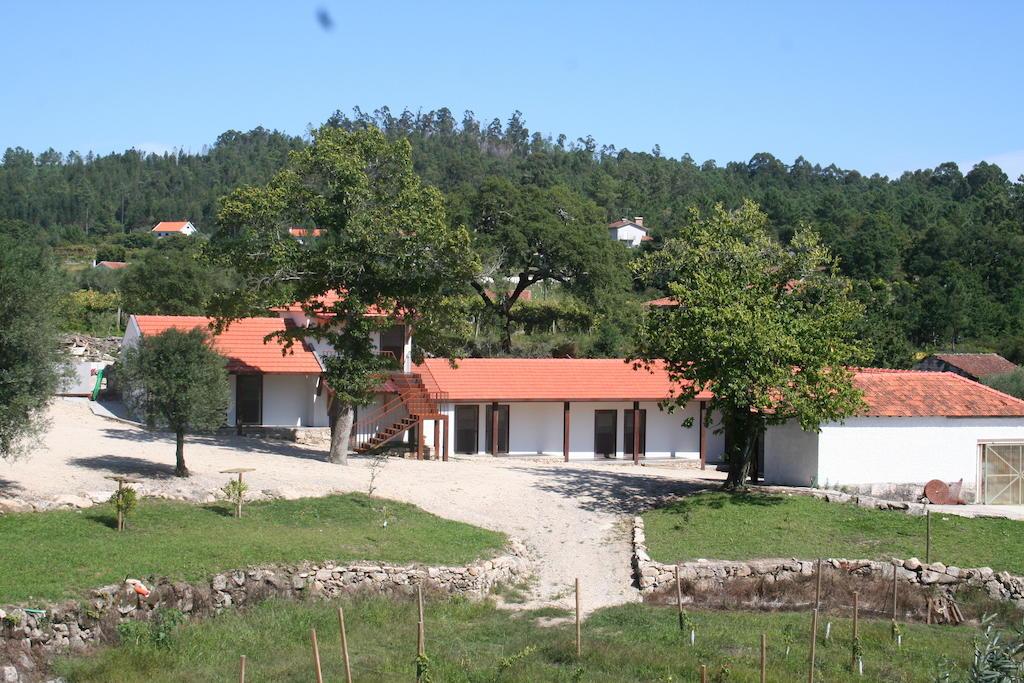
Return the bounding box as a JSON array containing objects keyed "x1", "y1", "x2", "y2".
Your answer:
[
  {"x1": 236, "y1": 374, "x2": 262, "y2": 426},
  {"x1": 594, "y1": 410, "x2": 617, "y2": 458},
  {"x1": 454, "y1": 405, "x2": 479, "y2": 454},
  {"x1": 485, "y1": 404, "x2": 510, "y2": 454},
  {"x1": 379, "y1": 325, "x2": 405, "y2": 367},
  {"x1": 624, "y1": 409, "x2": 647, "y2": 458}
]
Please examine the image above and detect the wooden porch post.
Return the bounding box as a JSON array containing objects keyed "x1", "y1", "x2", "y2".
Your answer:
[
  {"x1": 563, "y1": 402, "x2": 570, "y2": 462},
  {"x1": 416, "y1": 419, "x2": 424, "y2": 460},
  {"x1": 699, "y1": 400, "x2": 707, "y2": 470},
  {"x1": 632, "y1": 401, "x2": 641, "y2": 466},
  {"x1": 491, "y1": 401, "x2": 499, "y2": 456},
  {"x1": 433, "y1": 419, "x2": 441, "y2": 461},
  {"x1": 442, "y1": 415, "x2": 449, "y2": 462}
]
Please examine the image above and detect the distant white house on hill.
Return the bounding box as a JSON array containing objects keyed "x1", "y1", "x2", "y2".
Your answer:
[
  {"x1": 151, "y1": 220, "x2": 197, "y2": 237},
  {"x1": 608, "y1": 216, "x2": 650, "y2": 248}
]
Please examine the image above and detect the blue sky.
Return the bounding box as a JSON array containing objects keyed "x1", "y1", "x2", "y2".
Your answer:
[{"x1": 2, "y1": 1, "x2": 1022, "y2": 179}]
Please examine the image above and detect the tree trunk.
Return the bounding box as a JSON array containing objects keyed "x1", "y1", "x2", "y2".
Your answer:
[
  {"x1": 723, "y1": 417, "x2": 762, "y2": 490},
  {"x1": 329, "y1": 402, "x2": 354, "y2": 465},
  {"x1": 501, "y1": 312, "x2": 514, "y2": 354},
  {"x1": 174, "y1": 429, "x2": 189, "y2": 477}
]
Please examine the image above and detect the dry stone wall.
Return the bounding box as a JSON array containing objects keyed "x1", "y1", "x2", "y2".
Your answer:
[
  {"x1": 0, "y1": 539, "x2": 529, "y2": 682},
  {"x1": 632, "y1": 516, "x2": 1024, "y2": 607}
]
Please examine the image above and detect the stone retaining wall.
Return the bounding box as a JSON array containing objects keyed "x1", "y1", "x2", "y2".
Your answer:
[
  {"x1": 632, "y1": 516, "x2": 1024, "y2": 607},
  {"x1": 750, "y1": 484, "x2": 931, "y2": 515},
  {"x1": 0, "y1": 540, "x2": 530, "y2": 682}
]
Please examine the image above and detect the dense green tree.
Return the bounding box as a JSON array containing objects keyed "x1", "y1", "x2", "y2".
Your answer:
[
  {"x1": 0, "y1": 222, "x2": 67, "y2": 458},
  {"x1": 214, "y1": 126, "x2": 479, "y2": 465},
  {"x1": 982, "y1": 369, "x2": 1024, "y2": 400},
  {"x1": 119, "y1": 238, "x2": 231, "y2": 315},
  {"x1": 467, "y1": 177, "x2": 627, "y2": 351},
  {"x1": 633, "y1": 202, "x2": 868, "y2": 488},
  {"x1": 119, "y1": 328, "x2": 230, "y2": 476}
]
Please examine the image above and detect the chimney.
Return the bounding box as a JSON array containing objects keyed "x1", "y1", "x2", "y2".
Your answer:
[{"x1": 634, "y1": 216, "x2": 644, "y2": 227}]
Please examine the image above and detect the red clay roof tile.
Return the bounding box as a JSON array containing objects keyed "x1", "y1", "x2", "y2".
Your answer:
[
  {"x1": 853, "y1": 368, "x2": 1024, "y2": 417},
  {"x1": 131, "y1": 315, "x2": 321, "y2": 374},
  {"x1": 930, "y1": 353, "x2": 1018, "y2": 379}
]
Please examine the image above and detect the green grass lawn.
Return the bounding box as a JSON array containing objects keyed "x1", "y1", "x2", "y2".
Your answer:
[
  {"x1": 643, "y1": 492, "x2": 1024, "y2": 573},
  {"x1": 0, "y1": 494, "x2": 505, "y2": 604},
  {"x1": 55, "y1": 595, "x2": 979, "y2": 682}
]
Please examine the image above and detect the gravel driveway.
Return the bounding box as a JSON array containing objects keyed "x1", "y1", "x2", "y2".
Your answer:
[{"x1": 0, "y1": 399, "x2": 724, "y2": 612}]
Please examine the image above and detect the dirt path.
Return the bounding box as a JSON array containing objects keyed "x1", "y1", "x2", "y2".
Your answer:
[{"x1": 0, "y1": 400, "x2": 724, "y2": 612}]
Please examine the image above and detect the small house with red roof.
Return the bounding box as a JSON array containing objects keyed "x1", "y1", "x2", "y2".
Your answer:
[
  {"x1": 763, "y1": 368, "x2": 1024, "y2": 503},
  {"x1": 608, "y1": 217, "x2": 651, "y2": 248},
  {"x1": 151, "y1": 220, "x2": 197, "y2": 238}
]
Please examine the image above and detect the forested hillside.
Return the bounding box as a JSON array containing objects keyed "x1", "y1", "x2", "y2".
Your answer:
[{"x1": 3, "y1": 107, "x2": 1023, "y2": 364}]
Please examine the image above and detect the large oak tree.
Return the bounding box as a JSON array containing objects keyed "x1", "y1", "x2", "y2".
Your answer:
[
  {"x1": 214, "y1": 126, "x2": 479, "y2": 464},
  {"x1": 633, "y1": 201, "x2": 868, "y2": 488}
]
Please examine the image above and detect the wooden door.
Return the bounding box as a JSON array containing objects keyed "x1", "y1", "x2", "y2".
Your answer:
[
  {"x1": 594, "y1": 410, "x2": 617, "y2": 458},
  {"x1": 454, "y1": 405, "x2": 479, "y2": 454},
  {"x1": 624, "y1": 409, "x2": 647, "y2": 458},
  {"x1": 236, "y1": 374, "x2": 262, "y2": 426},
  {"x1": 485, "y1": 404, "x2": 510, "y2": 454}
]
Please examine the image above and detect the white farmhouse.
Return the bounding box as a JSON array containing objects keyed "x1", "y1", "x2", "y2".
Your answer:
[
  {"x1": 150, "y1": 220, "x2": 198, "y2": 237},
  {"x1": 760, "y1": 369, "x2": 1024, "y2": 504},
  {"x1": 608, "y1": 217, "x2": 650, "y2": 248}
]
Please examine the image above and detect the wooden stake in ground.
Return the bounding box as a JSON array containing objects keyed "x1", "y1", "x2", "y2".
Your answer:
[
  {"x1": 338, "y1": 607, "x2": 352, "y2": 683},
  {"x1": 220, "y1": 467, "x2": 254, "y2": 518},
  {"x1": 311, "y1": 628, "x2": 324, "y2": 683},
  {"x1": 926, "y1": 508, "x2": 932, "y2": 564},
  {"x1": 105, "y1": 475, "x2": 142, "y2": 531},
  {"x1": 760, "y1": 632, "x2": 767, "y2": 683},
  {"x1": 891, "y1": 564, "x2": 899, "y2": 639},
  {"x1": 814, "y1": 558, "x2": 823, "y2": 610},
  {"x1": 675, "y1": 565, "x2": 684, "y2": 630},
  {"x1": 852, "y1": 591, "x2": 860, "y2": 670},
  {"x1": 238, "y1": 654, "x2": 246, "y2": 683},
  {"x1": 700, "y1": 664, "x2": 708, "y2": 683},
  {"x1": 575, "y1": 577, "x2": 582, "y2": 658},
  {"x1": 417, "y1": 584, "x2": 426, "y2": 683},
  {"x1": 807, "y1": 608, "x2": 819, "y2": 683}
]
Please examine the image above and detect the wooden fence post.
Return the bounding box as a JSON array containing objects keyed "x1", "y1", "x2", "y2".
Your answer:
[
  {"x1": 338, "y1": 607, "x2": 352, "y2": 683},
  {"x1": 891, "y1": 564, "x2": 899, "y2": 640},
  {"x1": 760, "y1": 632, "x2": 767, "y2": 683},
  {"x1": 311, "y1": 628, "x2": 324, "y2": 683},
  {"x1": 852, "y1": 590, "x2": 859, "y2": 670},
  {"x1": 926, "y1": 508, "x2": 932, "y2": 565},
  {"x1": 700, "y1": 664, "x2": 708, "y2": 683},
  {"x1": 238, "y1": 654, "x2": 246, "y2": 683},
  {"x1": 807, "y1": 608, "x2": 819, "y2": 683},
  {"x1": 417, "y1": 583, "x2": 426, "y2": 682},
  {"x1": 675, "y1": 565, "x2": 684, "y2": 630},
  {"x1": 814, "y1": 558, "x2": 823, "y2": 610}
]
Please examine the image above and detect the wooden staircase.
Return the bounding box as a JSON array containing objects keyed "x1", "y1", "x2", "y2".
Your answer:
[{"x1": 352, "y1": 373, "x2": 447, "y2": 455}]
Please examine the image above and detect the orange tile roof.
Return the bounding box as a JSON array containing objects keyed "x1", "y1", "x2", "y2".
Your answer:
[
  {"x1": 608, "y1": 219, "x2": 646, "y2": 230},
  {"x1": 287, "y1": 227, "x2": 325, "y2": 238},
  {"x1": 930, "y1": 353, "x2": 1018, "y2": 379},
  {"x1": 644, "y1": 296, "x2": 680, "y2": 307},
  {"x1": 96, "y1": 261, "x2": 128, "y2": 269},
  {"x1": 131, "y1": 315, "x2": 321, "y2": 374},
  {"x1": 853, "y1": 368, "x2": 1024, "y2": 417},
  {"x1": 416, "y1": 359, "x2": 1024, "y2": 417},
  {"x1": 151, "y1": 221, "x2": 192, "y2": 233},
  {"x1": 417, "y1": 358, "x2": 712, "y2": 402},
  {"x1": 276, "y1": 290, "x2": 391, "y2": 318}
]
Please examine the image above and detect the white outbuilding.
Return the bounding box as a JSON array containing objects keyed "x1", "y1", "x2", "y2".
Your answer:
[{"x1": 762, "y1": 369, "x2": 1024, "y2": 504}]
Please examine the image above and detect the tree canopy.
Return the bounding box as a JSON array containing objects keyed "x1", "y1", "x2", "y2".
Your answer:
[
  {"x1": 0, "y1": 222, "x2": 67, "y2": 459},
  {"x1": 119, "y1": 328, "x2": 230, "y2": 477},
  {"x1": 632, "y1": 201, "x2": 868, "y2": 488},
  {"x1": 214, "y1": 125, "x2": 479, "y2": 464},
  {"x1": 120, "y1": 237, "x2": 232, "y2": 316}
]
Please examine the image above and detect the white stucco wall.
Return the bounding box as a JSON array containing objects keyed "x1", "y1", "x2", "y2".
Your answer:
[
  {"x1": 424, "y1": 400, "x2": 709, "y2": 460},
  {"x1": 763, "y1": 421, "x2": 819, "y2": 487},
  {"x1": 763, "y1": 416, "x2": 1024, "y2": 495},
  {"x1": 260, "y1": 374, "x2": 327, "y2": 427},
  {"x1": 815, "y1": 416, "x2": 1024, "y2": 493}
]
